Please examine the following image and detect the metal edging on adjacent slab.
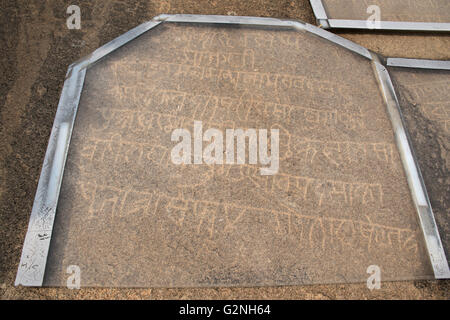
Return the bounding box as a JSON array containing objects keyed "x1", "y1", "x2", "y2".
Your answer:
[
  {"x1": 309, "y1": 0, "x2": 327, "y2": 19},
  {"x1": 372, "y1": 55, "x2": 450, "y2": 279},
  {"x1": 308, "y1": 0, "x2": 329, "y2": 28},
  {"x1": 328, "y1": 19, "x2": 450, "y2": 32},
  {"x1": 387, "y1": 58, "x2": 450, "y2": 70},
  {"x1": 308, "y1": 0, "x2": 450, "y2": 32}
]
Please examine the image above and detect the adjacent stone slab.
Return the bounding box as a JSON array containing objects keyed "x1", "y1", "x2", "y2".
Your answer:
[
  {"x1": 42, "y1": 22, "x2": 433, "y2": 287},
  {"x1": 388, "y1": 66, "x2": 450, "y2": 263},
  {"x1": 321, "y1": 0, "x2": 450, "y2": 23}
]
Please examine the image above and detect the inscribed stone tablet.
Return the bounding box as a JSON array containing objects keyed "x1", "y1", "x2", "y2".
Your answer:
[{"x1": 42, "y1": 23, "x2": 433, "y2": 287}]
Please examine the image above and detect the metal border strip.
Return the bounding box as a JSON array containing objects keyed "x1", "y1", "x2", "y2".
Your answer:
[
  {"x1": 15, "y1": 65, "x2": 86, "y2": 286},
  {"x1": 15, "y1": 14, "x2": 447, "y2": 286},
  {"x1": 154, "y1": 14, "x2": 372, "y2": 60},
  {"x1": 309, "y1": 0, "x2": 327, "y2": 19},
  {"x1": 74, "y1": 20, "x2": 162, "y2": 70},
  {"x1": 154, "y1": 14, "x2": 296, "y2": 27},
  {"x1": 328, "y1": 19, "x2": 450, "y2": 32},
  {"x1": 387, "y1": 58, "x2": 450, "y2": 70},
  {"x1": 372, "y1": 55, "x2": 450, "y2": 279}
]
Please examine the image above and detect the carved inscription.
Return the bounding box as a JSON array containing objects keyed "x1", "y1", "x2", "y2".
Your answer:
[
  {"x1": 46, "y1": 23, "x2": 429, "y2": 287},
  {"x1": 71, "y1": 181, "x2": 418, "y2": 254}
]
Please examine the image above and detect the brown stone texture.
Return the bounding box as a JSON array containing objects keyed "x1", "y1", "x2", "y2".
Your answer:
[{"x1": 1, "y1": 0, "x2": 449, "y2": 299}]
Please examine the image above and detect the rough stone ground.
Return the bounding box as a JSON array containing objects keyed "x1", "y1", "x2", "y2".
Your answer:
[{"x1": 0, "y1": 0, "x2": 449, "y2": 299}]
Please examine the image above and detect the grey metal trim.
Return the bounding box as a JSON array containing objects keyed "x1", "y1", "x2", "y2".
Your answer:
[
  {"x1": 154, "y1": 14, "x2": 296, "y2": 27},
  {"x1": 387, "y1": 58, "x2": 450, "y2": 70},
  {"x1": 327, "y1": 19, "x2": 450, "y2": 32},
  {"x1": 155, "y1": 14, "x2": 372, "y2": 60},
  {"x1": 309, "y1": 0, "x2": 328, "y2": 20},
  {"x1": 15, "y1": 65, "x2": 86, "y2": 286},
  {"x1": 371, "y1": 55, "x2": 450, "y2": 279}
]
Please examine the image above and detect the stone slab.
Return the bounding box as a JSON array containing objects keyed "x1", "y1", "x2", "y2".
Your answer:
[{"x1": 42, "y1": 23, "x2": 433, "y2": 287}]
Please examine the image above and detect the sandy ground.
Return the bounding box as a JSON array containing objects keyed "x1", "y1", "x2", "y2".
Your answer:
[{"x1": 0, "y1": 0, "x2": 449, "y2": 299}]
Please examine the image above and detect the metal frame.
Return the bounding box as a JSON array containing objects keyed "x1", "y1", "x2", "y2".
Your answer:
[
  {"x1": 15, "y1": 14, "x2": 449, "y2": 287},
  {"x1": 309, "y1": 0, "x2": 450, "y2": 32}
]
